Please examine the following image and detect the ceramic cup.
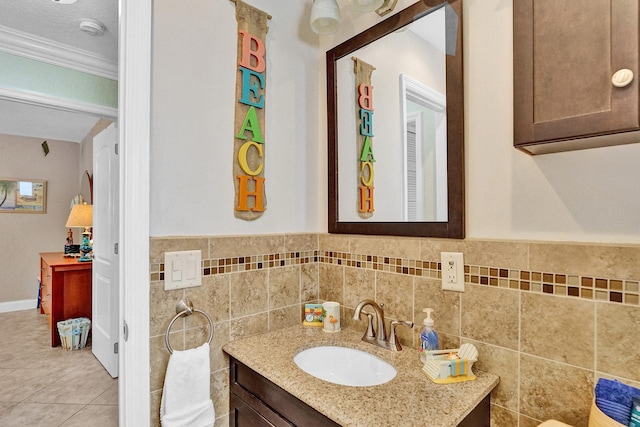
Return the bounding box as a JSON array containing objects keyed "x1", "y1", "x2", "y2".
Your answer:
[{"x1": 322, "y1": 301, "x2": 340, "y2": 333}]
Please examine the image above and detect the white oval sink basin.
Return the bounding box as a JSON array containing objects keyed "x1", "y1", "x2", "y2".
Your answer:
[{"x1": 294, "y1": 346, "x2": 396, "y2": 386}]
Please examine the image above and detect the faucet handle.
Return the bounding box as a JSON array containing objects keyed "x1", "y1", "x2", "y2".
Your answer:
[
  {"x1": 388, "y1": 320, "x2": 414, "y2": 351},
  {"x1": 363, "y1": 311, "x2": 376, "y2": 338}
]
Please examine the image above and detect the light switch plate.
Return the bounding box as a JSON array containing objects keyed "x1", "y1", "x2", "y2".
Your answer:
[
  {"x1": 164, "y1": 250, "x2": 202, "y2": 290},
  {"x1": 441, "y1": 252, "x2": 465, "y2": 292}
]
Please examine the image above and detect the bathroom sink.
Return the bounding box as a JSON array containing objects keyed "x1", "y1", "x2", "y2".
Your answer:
[{"x1": 293, "y1": 346, "x2": 396, "y2": 386}]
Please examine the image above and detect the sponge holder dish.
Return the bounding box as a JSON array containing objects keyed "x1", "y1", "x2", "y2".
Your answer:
[{"x1": 422, "y1": 343, "x2": 478, "y2": 384}]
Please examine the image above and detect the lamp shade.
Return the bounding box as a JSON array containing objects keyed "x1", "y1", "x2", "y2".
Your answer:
[
  {"x1": 350, "y1": 0, "x2": 384, "y2": 12},
  {"x1": 311, "y1": 0, "x2": 341, "y2": 35},
  {"x1": 66, "y1": 204, "x2": 93, "y2": 228}
]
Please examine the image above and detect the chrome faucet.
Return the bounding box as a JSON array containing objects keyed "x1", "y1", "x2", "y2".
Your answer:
[{"x1": 352, "y1": 299, "x2": 413, "y2": 351}]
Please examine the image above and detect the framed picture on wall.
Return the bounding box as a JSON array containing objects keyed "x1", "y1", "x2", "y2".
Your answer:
[{"x1": 0, "y1": 178, "x2": 47, "y2": 214}]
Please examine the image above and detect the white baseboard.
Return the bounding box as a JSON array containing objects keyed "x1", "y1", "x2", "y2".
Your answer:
[{"x1": 0, "y1": 299, "x2": 38, "y2": 313}]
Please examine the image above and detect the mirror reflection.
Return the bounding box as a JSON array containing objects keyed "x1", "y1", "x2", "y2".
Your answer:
[
  {"x1": 336, "y1": 5, "x2": 450, "y2": 222},
  {"x1": 327, "y1": 0, "x2": 464, "y2": 238}
]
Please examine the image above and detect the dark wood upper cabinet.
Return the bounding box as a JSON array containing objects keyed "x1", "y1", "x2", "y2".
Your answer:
[{"x1": 514, "y1": 0, "x2": 640, "y2": 155}]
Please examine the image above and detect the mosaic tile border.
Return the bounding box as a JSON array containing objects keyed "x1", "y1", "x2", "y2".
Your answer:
[
  {"x1": 150, "y1": 250, "x2": 319, "y2": 282},
  {"x1": 149, "y1": 250, "x2": 640, "y2": 306}
]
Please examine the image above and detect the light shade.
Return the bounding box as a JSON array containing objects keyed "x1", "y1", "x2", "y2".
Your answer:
[
  {"x1": 350, "y1": 0, "x2": 384, "y2": 12},
  {"x1": 66, "y1": 204, "x2": 93, "y2": 228},
  {"x1": 311, "y1": 0, "x2": 341, "y2": 35}
]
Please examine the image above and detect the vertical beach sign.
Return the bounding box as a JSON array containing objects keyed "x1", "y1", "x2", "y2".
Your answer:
[{"x1": 232, "y1": 0, "x2": 271, "y2": 220}]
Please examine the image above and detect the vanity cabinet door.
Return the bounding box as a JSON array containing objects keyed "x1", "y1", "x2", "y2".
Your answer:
[
  {"x1": 229, "y1": 358, "x2": 340, "y2": 427},
  {"x1": 230, "y1": 393, "x2": 285, "y2": 427},
  {"x1": 514, "y1": 0, "x2": 639, "y2": 154}
]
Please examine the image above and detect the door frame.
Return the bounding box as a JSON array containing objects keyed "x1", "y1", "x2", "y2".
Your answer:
[{"x1": 119, "y1": 0, "x2": 151, "y2": 424}]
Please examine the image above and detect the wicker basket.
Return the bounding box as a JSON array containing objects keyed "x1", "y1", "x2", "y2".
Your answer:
[
  {"x1": 56, "y1": 317, "x2": 91, "y2": 350},
  {"x1": 589, "y1": 401, "x2": 626, "y2": 427}
]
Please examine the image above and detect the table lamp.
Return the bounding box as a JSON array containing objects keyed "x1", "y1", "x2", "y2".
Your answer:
[{"x1": 65, "y1": 203, "x2": 93, "y2": 262}]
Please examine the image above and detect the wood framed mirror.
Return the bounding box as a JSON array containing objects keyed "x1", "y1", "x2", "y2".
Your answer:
[{"x1": 327, "y1": 0, "x2": 464, "y2": 238}]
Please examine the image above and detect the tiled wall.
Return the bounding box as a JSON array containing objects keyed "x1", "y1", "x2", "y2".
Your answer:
[
  {"x1": 149, "y1": 233, "x2": 640, "y2": 427},
  {"x1": 148, "y1": 234, "x2": 320, "y2": 426}
]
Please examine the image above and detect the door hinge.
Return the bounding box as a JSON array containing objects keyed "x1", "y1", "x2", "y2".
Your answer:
[
  {"x1": 115, "y1": 143, "x2": 119, "y2": 155},
  {"x1": 114, "y1": 242, "x2": 119, "y2": 255},
  {"x1": 114, "y1": 342, "x2": 119, "y2": 354}
]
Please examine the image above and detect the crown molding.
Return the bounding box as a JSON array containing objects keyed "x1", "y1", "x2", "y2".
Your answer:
[
  {"x1": 0, "y1": 24, "x2": 117, "y2": 80},
  {"x1": 0, "y1": 87, "x2": 118, "y2": 119}
]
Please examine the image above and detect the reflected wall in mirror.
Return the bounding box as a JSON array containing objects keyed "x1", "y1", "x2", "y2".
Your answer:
[{"x1": 328, "y1": 0, "x2": 464, "y2": 238}]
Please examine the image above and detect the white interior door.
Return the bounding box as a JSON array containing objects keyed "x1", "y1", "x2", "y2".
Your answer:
[{"x1": 93, "y1": 122, "x2": 120, "y2": 378}]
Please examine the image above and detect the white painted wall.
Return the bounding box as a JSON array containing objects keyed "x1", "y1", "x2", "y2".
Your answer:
[
  {"x1": 321, "y1": 0, "x2": 640, "y2": 244},
  {"x1": 463, "y1": 0, "x2": 640, "y2": 244},
  {"x1": 151, "y1": 0, "x2": 323, "y2": 236},
  {"x1": 151, "y1": 0, "x2": 640, "y2": 244},
  {"x1": 0, "y1": 136, "x2": 80, "y2": 305}
]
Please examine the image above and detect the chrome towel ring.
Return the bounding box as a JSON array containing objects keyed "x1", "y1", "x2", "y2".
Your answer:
[{"x1": 164, "y1": 299, "x2": 214, "y2": 354}]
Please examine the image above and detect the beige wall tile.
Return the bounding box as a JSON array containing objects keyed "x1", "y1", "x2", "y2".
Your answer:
[
  {"x1": 521, "y1": 293, "x2": 594, "y2": 369},
  {"x1": 149, "y1": 335, "x2": 170, "y2": 393},
  {"x1": 185, "y1": 274, "x2": 230, "y2": 325},
  {"x1": 597, "y1": 302, "x2": 640, "y2": 382},
  {"x1": 268, "y1": 266, "x2": 301, "y2": 309},
  {"x1": 149, "y1": 237, "x2": 209, "y2": 263},
  {"x1": 284, "y1": 233, "x2": 318, "y2": 251},
  {"x1": 529, "y1": 243, "x2": 640, "y2": 279},
  {"x1": 422, "y1": 239, "x2": 529, "y2": 270},
  {"x1": 318, "y1": 233, "x2": 350, "y2": 252},
  {"x1": 349, "y1": 235, "x2": 420, "y2": 259},
  {"x1": 461, "y1": 285, "x2": 519, "y2": 350},
  {"x1": 344, "y1": 267, "x2": 375, "y2": 309},
  {"x1": 301, "y1": 263, "x2": 318, "y2": 302},
  {"x1": 318, "y1": 264, "x2": 344, "y2": 303},
  {"x1": 150, "y1": 390, "x2": 162, "y2": 426},
  {"x1": 464, "y1": 340, "x2": 519, "y2": 411},
  {"x1": 149, "y1": 281, "x2": 185, "y2": 338},
  {"x1": 229, "y1": 270, "x2": 268, "y2": 318},
  {"x1": 214, "y1": 414, "x2": 229, "y2": 427},
  {"x1": 519, "y1": 354, "x2": 593, "y2": 426},
  {"x1": 436, "y1": 332, "x2": 460, "y2": 351},
  {"x1": 414, "y1": 277, "x2": 460, "y2": 335},
  {"x1": 210, "y1": 369, "x2": 229, "y2": 423},
  {"x1": 149, "y1": 234, "x2": 640, "y2": 426},
  {"x1": 210, "y1": 322, "x2": 230, "y2": 373},
  {"x1": 519, "y1": 414, "x2": 543, "y2": 427},
  {"x1": 269, "y1": 305, "x2": 302, "y2": 330},
  {"x1": 229, "y1": 313, "x2": 268, "y2": 340},
  {"x1": 375, "y1": 271, "x2": 413, "y2": 321},
  {"x1": 210, "y1": 235, "x2": 285, "y2": 258},
  {"x1": 490, "y1": 404, "x2": 519, "y2": 427}
]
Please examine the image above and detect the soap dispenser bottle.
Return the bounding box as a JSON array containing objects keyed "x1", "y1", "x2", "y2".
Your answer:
[{"x1": 419, "y1": 308, "x2": 439, "y2": 363}]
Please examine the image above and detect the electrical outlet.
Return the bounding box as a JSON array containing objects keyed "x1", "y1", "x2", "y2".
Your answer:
[{"x1": 441, "y1": 252, "x2": 465, "y2": 292}]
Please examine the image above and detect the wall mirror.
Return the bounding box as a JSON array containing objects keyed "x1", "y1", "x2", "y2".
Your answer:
[{"x1": 327, "y1": 0, "x2": 464, "y2": 238}]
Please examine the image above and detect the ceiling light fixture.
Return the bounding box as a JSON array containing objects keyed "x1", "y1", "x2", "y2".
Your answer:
[
  {"x1": 79, "y1": 19, "x2": 106, "y2": 37},
  {"x1": 350, "y1": 0, "x2": 384, "y2": 13},
  {"x1": 311, "y1": 0, "x2": 399, "y2": 35},
  {"x1": 51, "y1": 0, "x2": 78, "y2": 4},
  {"x1": 375, "y1": 0, "x2": 399, "y2": 16},
  {"x1": 310, "y1": 0, "x2": 341, "y2": 35}
]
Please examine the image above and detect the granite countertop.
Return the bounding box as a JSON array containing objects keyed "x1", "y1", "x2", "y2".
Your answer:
[{"x1": 223, "y1": 325, "x2": 499, "y2": 426}]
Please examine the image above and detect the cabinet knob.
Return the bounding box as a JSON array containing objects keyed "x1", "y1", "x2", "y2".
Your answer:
[{"x1": 612, "y1": 69, "x2": 634, "y2": 88}]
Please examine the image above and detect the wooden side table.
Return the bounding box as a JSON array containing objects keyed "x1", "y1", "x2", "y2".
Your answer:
[{"x1": 40, "y1": 252, "x2": 92, "y2": 347}]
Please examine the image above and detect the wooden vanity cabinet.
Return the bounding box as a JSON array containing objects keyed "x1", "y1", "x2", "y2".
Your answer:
[
  {"x1": 230, "y1": 357, "x2": 340, "y2": 427},
  {"x1": 514, "y1": 0, "x2": 640, "y2": 154},
  {"x1": 229, "y1": 357, "x2": 490, "y2": 427}
]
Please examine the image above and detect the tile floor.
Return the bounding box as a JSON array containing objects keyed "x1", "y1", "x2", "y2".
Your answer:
[{"x1": 0, "y1": 309, "x2": 118, "y2": 426}]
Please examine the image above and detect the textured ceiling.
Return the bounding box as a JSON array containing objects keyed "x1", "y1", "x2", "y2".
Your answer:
[
  {"x1": 0, "y1": 0, "x2": 118, "y2": 143},
  {"x1": 0, "y1": 0, "x2": 117, "y2": 63}
]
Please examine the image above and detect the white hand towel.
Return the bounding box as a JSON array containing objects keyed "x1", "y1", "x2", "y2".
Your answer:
[{"x1": 161, "y1": 342, "x2": 215, "y2": 427}]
